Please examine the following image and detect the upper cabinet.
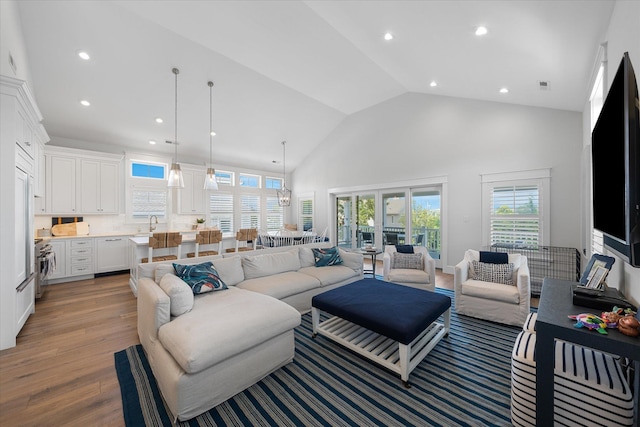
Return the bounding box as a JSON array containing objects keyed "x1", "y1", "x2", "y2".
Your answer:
[
  {"x1": 33, "y1": 140, "x2": 45, "y2": 198},
  {"x1": 79, "y1": 158, "x2": 119, "y2": 213},
  {"x1": 43, "y1": 146, "x2": 123, "y2": 215},
  {"x1": 177, "y1": 167, "x2": 207, "y2": 214}
]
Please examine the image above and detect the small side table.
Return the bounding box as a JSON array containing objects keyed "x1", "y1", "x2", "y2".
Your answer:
[{"x1": 351, "y1": 249, "x2": 383, "y2": 278}]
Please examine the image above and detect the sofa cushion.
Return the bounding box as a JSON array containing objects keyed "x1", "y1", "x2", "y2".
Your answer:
[
  {"x1": 395, "y1": 244, "x2": 414, "y2": 254},
  {"x1": 312, "y1": 247, "x2": 343, "y2": 267},
  {"x1": 237, "y1": 271, "x2": 320, "y2": 300},
  {"x1": 338, "y1": 249, "x2": 363, "y2": 272},
  {"x1": 158, "y1": 287, "x2": 300, "y2": 374},
  {"x1": 299, "y1": 265, "x2": 358, "y2": 287},
  {"x1": 155, "y1": 263, "x2": 176, "y2": 284},
  {"x1": 470, "y1": 260, "x2": 514, "y2": 285},
  {"x1": 173, "y1": 262, "x2": 228, "y2": 294},
  {"x1": 211, "y1": 256, "x2": 244, "y2": 286},
  {"x1": 466, "y1": 249, "x2": 522, "y2": 284},
  {"x1": 388, "y1": 269, "x2": 430, "y2": 284},
  {"x1": 242, "y1": 249, "x2": 301, "y2": 279},
  {"x1": 298, "y1": 247, "x2": 316, "y2": 268},
  {"x1": 158, "y1": 273, "x2": 194, "y2": 316},
  {"x1": 461, "y1": 279, "x2": 520, "y2": 304},
  {"x1": 391, "y1": 252, "x2": 423, "y2": 269}
]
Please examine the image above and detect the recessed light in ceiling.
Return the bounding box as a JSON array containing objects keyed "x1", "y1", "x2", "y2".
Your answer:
[
  {"x1": 475, "y1": 26, "x2": 488, "y2": 36},
  {"x1": 210, "y1": 131, "x2": 216, "y2": 136},
  {"x1": 430, "y1": 81, "x2": 438, "y2": 88},
  {"x1": 384, "y1": 32, "x2": 394, "y2": 41},
  {"x1": 155, "y1": 117, "x2": 163, "y2": 123},
  {"x1": 80, "y1": 99, "x2": 91, "y2": 106},
  {"x1": 77, "y1": 51, "x2": 90, "y2": 60},
  {"x1": 499, "y1": 87, "x2": 509, "y2": 94},
  {"x1": 149, "y1": 140, "x2": 157, "y2": 145}
]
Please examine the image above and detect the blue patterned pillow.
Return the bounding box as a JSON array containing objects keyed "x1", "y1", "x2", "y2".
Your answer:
[
  {"x1": 173, "y1": 262, "x2": 228, "y2": 294},
  {"x1": 312, "y1": 247, "x2": 343, "y2": 267}
]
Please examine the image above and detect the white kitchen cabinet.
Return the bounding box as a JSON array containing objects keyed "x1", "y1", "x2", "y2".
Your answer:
[
  {"x1": 47, "y1": 154, "x2": 77, "y2": 214},
  {"x1": 177, "y1": 168, "x2": 207, "y2": 214},
  {"x1": 48, "y1": 240, "x2": 67, "y2": 280},
  {"x1": 16, "y1": 276, "x2": 35, "y2": 334},
  {"x1": 79, "y1": 159, "x2": 119, "y2": 213},
  {"x1": 68, "y1": 238, "x2": 94, "y2": 277},
  {"x1": 95, "y1": 236, "x2": 129, "y2": 273},
  {"x1": 33, "y1": 140, "x2": 45, "y2": 198}
]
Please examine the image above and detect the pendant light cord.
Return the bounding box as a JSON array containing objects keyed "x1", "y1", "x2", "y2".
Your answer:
[
  {"x1": 209, "y1": 81, "x2": 214, "y2": 166},
  {"x1": 173, "y1": 67, "x2": 179, "y2": 162},
  {"x1": 282, "y1": 140, "x2": 286, "y2": 187}
]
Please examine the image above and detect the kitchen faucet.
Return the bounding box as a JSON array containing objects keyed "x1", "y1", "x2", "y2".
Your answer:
[{"x1": 149, "y1": 215, "x2": 158, "y2": 233}]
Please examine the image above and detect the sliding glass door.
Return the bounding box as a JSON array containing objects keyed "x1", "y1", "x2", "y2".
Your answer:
[
  {"x1": 336, "y1": 196, "x2": 352, "y2": 248},
  {"x1": 356, "y1": 193, "x2": 376, "y2": 248},
  {"x1": 411, "y1": 188, "x2": 441, "y2": 261}
]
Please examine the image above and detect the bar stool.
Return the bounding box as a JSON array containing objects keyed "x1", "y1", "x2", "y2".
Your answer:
[
  {"x1": 141, "y1": 232, "x2": 182, "y2": 263},
  {"x1": 187, "y1": 230, "x2": 222, "y2": 257},
  {"x1": 225, "y1": 228, "x2": 258, "y2": 253}
]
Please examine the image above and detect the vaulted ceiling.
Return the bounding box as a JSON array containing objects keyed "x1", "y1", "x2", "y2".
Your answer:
[{"x1": 17, "y1": 1, "x2": 613, "y2": 172}]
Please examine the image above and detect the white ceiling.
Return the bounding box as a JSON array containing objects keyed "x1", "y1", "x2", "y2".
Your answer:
[{"x1": 17, "y1": 1, "x2": 613, "y2": 172}]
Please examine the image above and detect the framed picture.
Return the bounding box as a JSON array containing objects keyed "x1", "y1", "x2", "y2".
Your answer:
[
  {"x1": 585, "y1": 265, "x2": 609, "y2": 289},
  {"x1": 579, "y1": 254, "x2": 615, "y2": 285}
]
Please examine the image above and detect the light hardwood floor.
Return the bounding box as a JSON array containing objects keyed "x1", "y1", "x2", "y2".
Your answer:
[{"x1": 0, "y1": 266, "x2": 476, "y2": 426}]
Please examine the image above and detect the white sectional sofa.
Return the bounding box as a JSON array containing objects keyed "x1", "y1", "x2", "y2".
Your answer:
[{"x1": 136, "y1": 243, "x2": 363, "y2": 420}]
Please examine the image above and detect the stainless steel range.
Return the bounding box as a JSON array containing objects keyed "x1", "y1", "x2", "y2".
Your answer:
[{"x1": 35, "y1": 239, "x2": 55, "y2": 299}]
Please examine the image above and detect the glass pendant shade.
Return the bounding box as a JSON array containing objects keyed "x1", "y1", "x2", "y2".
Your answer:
[
  {"x1": 168, "y1": 67, "x2": 184, "y2": 188},
  {"x1": 204, "y1": 167, "x2": 218, "y2": 190},
  {"x1": 167, "y1": 162, "x2": 184, "y2": 188}
]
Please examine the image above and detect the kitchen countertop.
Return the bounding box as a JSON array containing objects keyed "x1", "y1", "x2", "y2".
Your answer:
[{"x1": 44, "y1": 230, "x2": 199, "y2": 240}]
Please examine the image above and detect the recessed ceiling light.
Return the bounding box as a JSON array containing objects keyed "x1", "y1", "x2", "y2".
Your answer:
[
  {"x1": 155, "y1": 117, "x2": 163, "y2": 123},
  {"x1": 475, "y1": 26, "x2": 488, "y2": 36},
  {"x1": 149, "y1": 140, "x2": 157, "y2": 145},
  {"x1": 384, "y1": 32, "x2": 394, "y2": 41},
  {"x1": 77, "y1": 51, "x2": 90, "y2": 60},
  {"x1": 80, "y1": 99, "x2": 91, "y2": 106},
  {"x1": 210, "y1": 131, "x2": 216, "y2": 136},
  {"x1": 430, "y1": 81, "x2": 438, "y2": 88},
  {"x1": 499, "y1": 87, "x2": 509, "y2": 94}
]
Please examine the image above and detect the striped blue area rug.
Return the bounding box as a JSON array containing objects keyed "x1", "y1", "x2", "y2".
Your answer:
[{"x1": 115, "y1": 289, "x2": 523, "y2": 426}]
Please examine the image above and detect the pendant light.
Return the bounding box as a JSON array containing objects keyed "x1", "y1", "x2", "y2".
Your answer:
[
  {"x1": 203, "y1": 81, "x2": 218, "y2": 190},
  {"x1": 276, "y1": 140, "x2": 291, "y2": 207},
  {"x1": 167, "y1": 67, "x2": 184, "y2": 188}
]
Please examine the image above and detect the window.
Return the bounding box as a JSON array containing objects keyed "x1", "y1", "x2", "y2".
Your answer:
[
  {"x1": 266, "y1": 196, "x2": 283, "y2": 231},
  {"x1": 490, "y1": 185, "x2": 541, "y2": 247},
  {"x1": 132, "y1": 189, "x2": 167, "y2": 218},
  {"x1": 131, "y1": 161, "x2": 165, "y2": 179},
  {"x1": 589, "y1": 55, "x2": 606, "y2": 256},
  {"x1": 299, "y1": 198, "x2": 314, "y2": 231},
  {"x1": 265, "y1": 177, "x2": 282, "y2": 190},
  {"x1": 481, "y1": 169, "x2": 550, "y2": 249},
  {"x1": 239, "y1": 174, "x2": 260, "y2": 188},
  {"x1": 210, "y1": 193, "x2": 233, "y2": 232},
  {"x1": 240, "y1": 195, "x2": 260, "y2": 229},
  {"x1": 215, "y1": 170, "x2": 234, "y2": 186}
]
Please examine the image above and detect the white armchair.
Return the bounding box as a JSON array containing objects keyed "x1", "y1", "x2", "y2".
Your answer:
[
  {"x1": 454, "y1": 249, "x2": 530, "y2": 327},
  {"x1": 382, "y1": 245, "x2": 436, "y2": 291}
]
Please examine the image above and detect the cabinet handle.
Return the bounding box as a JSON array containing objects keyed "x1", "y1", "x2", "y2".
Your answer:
[
  {"x1": 105, "y1": 238, "x2": 122, "y2": 242},
  {"x1": 76, "y1": 258, "x2": 88, "y2": 262}
]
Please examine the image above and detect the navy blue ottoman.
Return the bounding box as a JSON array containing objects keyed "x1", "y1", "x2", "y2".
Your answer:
[{"x1": 312, "y1": 278, "x2": 451, "y2": 386}]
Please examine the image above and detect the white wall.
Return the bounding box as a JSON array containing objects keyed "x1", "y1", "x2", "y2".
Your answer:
[
  {"x1": 581, "y1": 0, "x2": 640, "y2": 303},
  {"x1": 293, "y1": 92, "x2": 583, "y2": 270}
]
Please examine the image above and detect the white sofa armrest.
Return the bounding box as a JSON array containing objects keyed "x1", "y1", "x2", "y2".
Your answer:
[
  {"x1": 516, "y1": 260, "x2": 531, "y2": 306},
  {"x1": 382, "y1": 252, "x2": 392, "y2": 280},
  {"x1": 137, "y1": 277, "x2": 171, "y2": 347}
]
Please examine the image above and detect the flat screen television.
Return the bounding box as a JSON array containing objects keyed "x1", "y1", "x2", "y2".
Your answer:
[{"x1": 592, "y1": 52, "x2": 640, "y2": 267}]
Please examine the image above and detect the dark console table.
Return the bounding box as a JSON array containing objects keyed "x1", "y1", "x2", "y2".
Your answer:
[{"x1": 536, "y1": 278, "x2": 640, "y2": 426}]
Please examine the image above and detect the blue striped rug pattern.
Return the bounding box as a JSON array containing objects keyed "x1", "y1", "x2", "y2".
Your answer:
[{"x1": 115, "y1": 289, "x2": 523, "y2": 426}]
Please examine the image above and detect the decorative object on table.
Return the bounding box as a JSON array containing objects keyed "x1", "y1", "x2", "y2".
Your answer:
[
  {"x1": 617, "y1": 315, "x2": 640, "y2": 337},
  {"x1": 579, "y1": 253, "x2": 615, "y2": 285},
  {"x1": 568, "y1": 313, "x2": 609, "y2": 334},
  {"x1": 203, "y1": 80, "x2": 218, "y2": 191},
  {"x1": 276, "y1": 141, "x2": 291, "y2": 207},
  {"x1": 600, "y1": 306, "x2": 636, "y2": 328},
  {"x1": 584, "y1": 265, "x2": 609, "y2": 289},
  {"x1": 167, "y1": 67, "x2": 184, "y2": 188},
  {"x1": 194, "y1": 218, "x2": 205, "y2": 230}
]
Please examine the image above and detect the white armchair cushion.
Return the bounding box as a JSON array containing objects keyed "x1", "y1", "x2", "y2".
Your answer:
[
  {"x1": 465, "y1": 250, "x2": 522, "y2": 285},
  {"x1": 387, "y1": 269, "x2": 429, "y2": 284},
  {"x1": 461, "y1": 279, "x2": 520, "y2": 304},
  {"x1": 470, "y1": 260, "x2": 514, "y2": 285}
]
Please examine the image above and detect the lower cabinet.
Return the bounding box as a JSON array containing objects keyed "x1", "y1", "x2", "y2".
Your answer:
[
  {"x1": 95, "y1": 237, "x2": 129, "y2": 273},
  {"x1": 48, "y1": 240, "x2": 67, "y2": 280}
]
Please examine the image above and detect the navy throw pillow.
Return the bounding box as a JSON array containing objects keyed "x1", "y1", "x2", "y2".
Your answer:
[
  {"x1": 173, "y1": 262, "x2": 228, "y2": 294},
  {"x1": 479, "y1": 251, "x2": 508, "y2": 264},
  {"x1": 395, "y1": 244, "x2": 414, "y2": 254}
]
